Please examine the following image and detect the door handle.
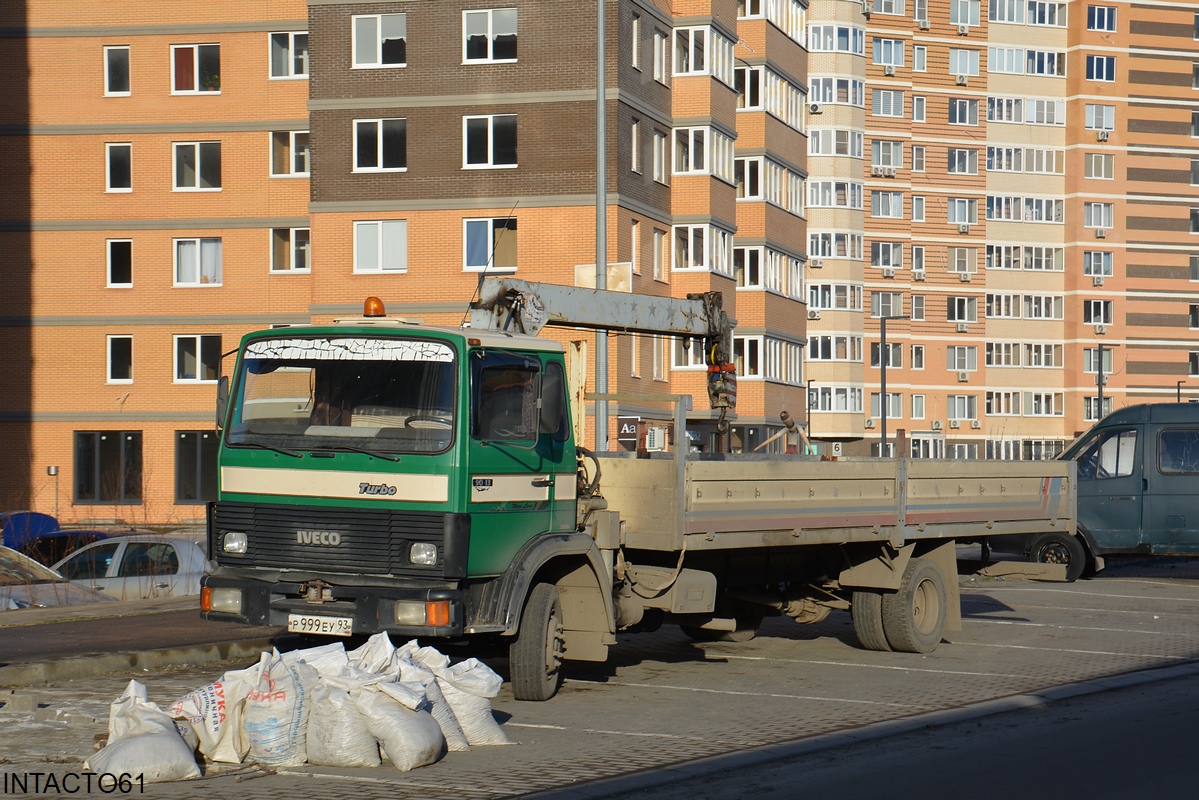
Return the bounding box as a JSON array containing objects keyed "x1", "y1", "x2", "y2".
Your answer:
[
  {"x1": 154, "y1": 582, "x2": 169, "y2": 589},
  {"x1": 531, "y1": 477, "x2": 553, "y2": 487},
  {"x1": 1143, "y1": 478, "x2": 1149, "y2": 491}
]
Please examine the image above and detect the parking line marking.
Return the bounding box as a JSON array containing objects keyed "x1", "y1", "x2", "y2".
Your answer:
[
  {"x1": 603, "y1": 681, "x2": 930, "y2": 709},
  {"x1": 955, "y1": 641, "x2": 1190, "y2": 660},
  {"x1": 962, "y1": 586, "x2": 1199, "y2": 604},
  {"x1": 967, "y1": 618, "x2": 1199, "y2": 638},
  {"x1": 966, "y1": 602, "x2": 1176, "y2": 616},
  {"x1": 505, "y1": 722, "x2": 715, "y2": 742},
  {"x1": 719, "y1": 655, "x2": 1028, "y2": 679}
]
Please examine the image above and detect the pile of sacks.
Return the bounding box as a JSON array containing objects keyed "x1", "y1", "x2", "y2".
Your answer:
[{"x1": 84, "y1": 633, "x2": 512, "y2": 783}]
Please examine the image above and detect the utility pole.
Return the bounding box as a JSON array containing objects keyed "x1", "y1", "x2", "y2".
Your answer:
[
  {"x1": 594, "y1": 0, "x2": 608, "y2": 452},
  {"x1": 878, "y1": 315, "x2": 907, "y2": 457}
]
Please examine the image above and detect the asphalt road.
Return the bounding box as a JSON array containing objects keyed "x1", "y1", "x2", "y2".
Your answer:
[{"x1": 595, "y1": 671, "x2": 1199, "y2": 800}]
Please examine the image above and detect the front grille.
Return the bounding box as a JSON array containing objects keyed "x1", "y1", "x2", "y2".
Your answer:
[{"x1": 213, "y1": 501, "x2": 445, "y2": 577}]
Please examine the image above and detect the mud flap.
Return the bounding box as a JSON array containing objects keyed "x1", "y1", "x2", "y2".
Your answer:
[{"x1": 921, "y1": 540, "x2": 962, "y2": 633}]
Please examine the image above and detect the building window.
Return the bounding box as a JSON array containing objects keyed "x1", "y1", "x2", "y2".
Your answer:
[
  {"x1": 104, "y1": 46, "x2": 130, "y2": 95},
  {"x1": 652, "y1": 130, "x2": 668, "y2": 183},
  {"x1": 947, "y1": 395, "x2": 979, "y2": 421},
  {"x1": 171, "y1": 44, "x2": 220, "y2": 93},
  {"x1": 174, "y1": 238, "x2": 221, "y2": 285},
  {"x1": 272, "y1": 228, "x2": 310, "y2": 273},
  {"x1": 1194, "y1": 161, "x2": 1199, "y2": 187},
  {"x1": 174, "y1": 335, "x2": 221, "y2": 382},
  {"x1": 912, "y1": 394, "x2": 925, "y2": 419},
  {"x1": 1192, "y1": 352, "x2": 1199, "y2": 378},
  {"x1": 1083, "y1": 251, "x2": 1114, "y2": 277},
  {"x1": 912, "y1": 96, "x2": 926, "y2": 123},
  {"x1": 74, "y1": 431, "x2": 142, "y2": 504},
  {"x1": 675, "y1": 127, "x2": 707, "y2": 174},
  {"x1": 176, "y1": 431, "x2": 219, "y2": 503},
  {"x1": 108, "y1": 240, "x2": 132, "y2": 287},
  {"x1": 870, "y1": 392, "x2": 903, "y2": 419},
  {"x1": 1084, "y1": 202, "x2": 1114, "y2": 229},
  {"x1": 947, "y1": 295, "x2": 978, "y2": 322},
  {"x1": 871, "y1": 291, "x2": 903, "y2": 318},
  {"x1": 353, "y1": 14, "x2": 405, "y2": 67},
  {"x1": 464, "y1": 8, "x2": 517, "y2": 63},
  {"x1": 653, "y1": 229, "x2": 666, "y2": 281},
  {"x1": 871, "y1": 140, "x2": 903, "y2": 168},
  {"x1": 736, "y1": 66, "x2": 763, "y2": 109},
  {"x1": 173, "y1": 142, "x2": 221, "y2": 190},
  {"x1": 1085, "y1": 153, "x2": 1114, "y2": 180},
  {"x1": 990, "y1": 0, "x2": 1024, "y2": 22},
  {"x1": 354, "y1": 220, "x2": 408, "y2": 273},
  {"x1": 1026, "y1": 50, "x2": 1065, "y2": 76},
  {"x1": 1192, "y1": 255, "x2": 1199, "y2": 281},
  {"x1": 949, "y1": 98, "x2": 979, "y2": 125},
  {"x1": 270, "y1": 131, "x2": 309, "y2": 177},
  {"x1": 1086, "y1": 55, "x2": 1116, "y2": 82},
  {"x1": 465, "y1": 217, "x2": 516, "y2": 272},
  {"x1": 912, "y1": 246, "x2": 925, "y2": 272},
  {"x1": 1083, "y1": 347, "x2": 1114, "y2": 373},
  {"x1": 1087, "y1": 5, "x2": 1117, "y2": 31},
  {"x1": 1085, "y1": 104, "x2": 1115, "y2": 130},
  {"x1": 872, "y1": 89, "x2": 904, "y2": 117},
  {"x1": 106, "y1": 143, "x2": 131, "y2": 192},
  {"x1": 1194, "y1": 112, "x2": 1199, "y2": 138},
  {"x1": 871, "y1": 241, "x2": 903, "y2": 269},
  {"x1": 873, "y1": 38, "x2": 905, "y2": 66},
  {"x1": 631, "y1": 119, "x2": 641, "y2": 173},
  {"x1": 653, "y1": 28, "x2": 669, "y2": 84},
  {"x1": 464, "y1": 114, "x2": 517, "y2": 168},
  {"x1": 673, "y1": 225, "x2": 734, "y2": 276},
  {"x1": 947, "y1": 148, "x2": 978, "y2": 175},
  {"x1": 355, "y1": 118, "x2": 407, "y2": 171},
  {"x1": 1084, "y1": 397, "x2": 1114, "y2": 422},
  {"x1": 631, "y1": 13, "x2": 642, "y2": 70},
  {"x1": 1083, "y1": 299, "x2": 1113, "y2": 325},
  {"x1": 913, "y1": 45, "x2": 926, "y2": 72},
  {"x1": 950, "y1": 0, "x2": 981, "y2": 26},
  {"x1": 911, "y1": 343, "x2": 925, "y2": 367},
  {"x1": 107, "y1": 335, "x2": 132, "y2": 383},
  {"x1": 630, "y1": 219, "x2": 640, "y2": 274},
  {"x1": 911, "y1": 145, "x2": 925, "y2": 172},
  {"x1": 871, "y1": 191, "x2": 904, "y2": 218},
  {"x1": 808, "y1": 25, "x2": 865, "y2": 55},
  {"x1": 270, "y1": 32, "x2": 309, "y2": 77},
  {"x1": 947, "y1": 198, "x2": 978, "y2": 224},
  {"x1": 652, "y1": 335, "x2": 666, "y2": 381},
  {"x1": 949, "y1": 48, "x2": 979, "y2": 76}
]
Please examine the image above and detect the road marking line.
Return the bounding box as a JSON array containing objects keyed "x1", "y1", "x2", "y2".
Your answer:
[
  {"x1": 966, "y1": 602, "x2": 1178, "y2": 616},
  {"x1": 955, "y1": 642, "x2": 1190, "y2": 660},
  {"x1": 603, "y1": 681, "x2": 930, "y2": 709},
  {"x1": 505, "y1": 722, "x2": 717, "y2": 742},
  {"x1": 719, "y1": 655, "x2": 1028, "y2": 679},
  {"x1": 277, "y1": 770, "x2": 486, "y2": 791},
  {"x1": 962, "y1": 586, "x2": 1199, "y2": 604},
  {"x1": 968, "y1": 618, "x2": 1199, "y2": 637}
]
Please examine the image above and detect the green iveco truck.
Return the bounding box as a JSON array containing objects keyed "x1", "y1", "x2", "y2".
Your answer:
[{"x1": 202, "y1": 280, "x2": 1076, "y2": 700}]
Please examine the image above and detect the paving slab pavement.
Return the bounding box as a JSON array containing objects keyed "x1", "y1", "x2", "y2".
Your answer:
[{"x1": 2, "y1": 559, "x2": 1199, "y2": 798}]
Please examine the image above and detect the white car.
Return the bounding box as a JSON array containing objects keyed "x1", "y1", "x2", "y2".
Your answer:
[
  {"x1": 0, "y1": 545, "x2": 117, "y2": 610},
  {"x1": 53, "y1": 535, "x2": 211, "y2": 601}
]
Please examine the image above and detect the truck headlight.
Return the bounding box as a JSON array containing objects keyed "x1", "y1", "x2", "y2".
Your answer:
[
  {"x1": 203, "y1": 587, "x2": 243, "y2": 614},
  {"x1": 222, "y1": 531, "x2": 248, "y2": 554},
  {"x1": 410, "y1": 542, "x2": 438, "y2": 566}
]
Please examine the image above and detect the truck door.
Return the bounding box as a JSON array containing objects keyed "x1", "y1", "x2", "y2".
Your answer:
[
  {"x1": 1145, "y1": 427, "x2": 1199, "y2": 553},
  {"x1": 467, "y1": 351, "x2": 554, "y2": 575},
  {"x1": 1074, "y1": 425, "x2": 1143, "y2": 552}
]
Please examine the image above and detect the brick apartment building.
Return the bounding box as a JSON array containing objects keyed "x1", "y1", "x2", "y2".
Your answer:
[{"x1": 2, "y1": 0, "x2": 1196, "y2": 524}]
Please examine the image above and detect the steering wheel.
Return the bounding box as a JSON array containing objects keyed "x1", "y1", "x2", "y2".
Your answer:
[{"x1": 405, "y1": 414, "x2": 451, "y2": 430}]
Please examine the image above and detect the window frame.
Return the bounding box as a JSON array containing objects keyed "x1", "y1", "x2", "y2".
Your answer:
[
  {"x1": 170, "y1": 43, "x2": 220, "y2": 94},
  {"x1": 354, "y1": 117, "x2": 408, "y2": 173},
  {"x1": 173, "y1": 237, "x2": 222, "y2": 286},
  {"x1": 104, "y1": 45, "x2": 131, "y2": 96},
  {"x1": 463, "y1": 8, "x2": 517, "y2": 65},
  {"x1": 270, "y1": 130, "x2": 310, "y2": 177},
  {"x1": 269, "y1": 31, "x2": 309, "y2": 78},
  {"x1": 173, "y1": 334, "x2": 222, "y2": 384},
  {"x1": 463, "y1": 217, "x2": 517, "y2": 273},
  {"x1": 74, "y1": 431, "x2": 142, "y2": 505},
  {"x1": 352, "y1": 220, "x2": 408, "y2": 274},
  {"x1": 107, "y1": 335, "x2": 133, "y2": 384},
  {"x1": 353, "y1": 13, "x2": 407, "y2": 68},
  {"x1": 106, "y1": 142, "x2": 132, "y2": 193},
  {"x1": 107, "y1": 239, "x2": 133, "y2": 288},
  {"x1": 463, "y1": 114, "x2": 518, "y2": 169},
  {"x1": 172, "y1": 141, "x2": 221, "y2": 191},
  {"x1": 1086, "y1": 54, "x2": 1116, "y2": 82},
  {"x1": 175, "y1": 430, "x2": 219, "y2": 504},
  {"x1": 271, "y1": 227, "x2": 311, "y2": 273}
]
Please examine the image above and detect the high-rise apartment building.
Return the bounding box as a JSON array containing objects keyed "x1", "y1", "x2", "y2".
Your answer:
[{"x1": 804, "y1": 0, "x2": 1199, "y2": 457}]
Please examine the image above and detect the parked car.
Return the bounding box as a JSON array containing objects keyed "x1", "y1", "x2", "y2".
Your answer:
[
  {"x1": 0, "y1": 545, "x2": 118, "y2": 610},
  {"x1": 1, "y1": 510, "x2": 111, "y2": 566},
  {"x1": 53, "y1": 534, "x2": 211, "y2": 600}
]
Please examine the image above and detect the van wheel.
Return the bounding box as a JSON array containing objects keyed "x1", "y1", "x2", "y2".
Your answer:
[
  {"x1": 1029, "y1": 532, "x2": 1086, "y2": 582},
  {"x1": 881, "y1": 557, "x2": 947, "y2": 654},
  {"x1": 852, "y1": 589, "x2": 892, "y2": 652},
  {"x1": 510, "y1": 583, "x2": 564, "y2": 701}
]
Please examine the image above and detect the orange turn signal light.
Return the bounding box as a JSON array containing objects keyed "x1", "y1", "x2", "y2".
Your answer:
[
  {"x1": 425, "y1": 600, "x2": 450, "y2": 627},
  {"x1": 200, "y1": 586, "x2": 212, "y2": 612}
]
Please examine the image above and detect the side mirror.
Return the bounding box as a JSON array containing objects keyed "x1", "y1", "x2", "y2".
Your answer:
[
  {"x1": 216, "y1": 375, "x2": 229, "y2": 430},
  {"x1": 540, "y1": 375, "x2": 563, "y2": 435}
]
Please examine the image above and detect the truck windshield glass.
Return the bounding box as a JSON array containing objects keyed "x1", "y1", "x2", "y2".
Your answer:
[
  {"x1": 472, "y1": 351, "x2": 539, "y2": 442},
  {"x1": 227, "y1": 336, "x2": 456, "y2": 454}
]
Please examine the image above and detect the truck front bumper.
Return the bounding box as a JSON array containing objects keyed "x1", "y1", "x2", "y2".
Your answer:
[{"x1": 200, "y1": 574, "x2": 465, "y2": 638}]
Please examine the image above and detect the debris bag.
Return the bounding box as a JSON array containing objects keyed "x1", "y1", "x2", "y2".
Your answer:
[
  {"x1": 353, "y1": 683, "x2": 445, "y2": 772},
  {"x1": 166, "y1": 668, "x2": 254, "y2": 764},
  {"x1": 396, "y1": 639, "x2": 450, "y2": 671},
  {"x1": 348, "y1": 632, "x2": 399, "y2": 676},
  {"x1": 282, "y1": 641, "x2": 349, "y2": 678},
  {"x1": 435, "y1": 659, "x2": 512, "y2": 746},
  {"x1": 305, "y1": 680, "x2": 381, "y2": 768},
  {"x1": 398, "y1": 659, "x2": 469, "y2": 752},
  {"x1": 242, "y1": 650, "x2": 319, "y2": 767},
  {"x1": 86, "y1": 680, "x2": 201, "y2": 783}
]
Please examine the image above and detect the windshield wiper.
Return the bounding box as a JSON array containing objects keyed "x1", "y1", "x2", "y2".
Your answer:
[
  {"x1": 239, "y1": 442, "x2": 304, "y2": 458},
  {"x1": 308, "y1": 445, "x2": 402, "y2": 462}
]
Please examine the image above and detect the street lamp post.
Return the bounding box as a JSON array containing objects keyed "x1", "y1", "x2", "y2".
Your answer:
[
  {"x1": 878, "y1": 315, "x2": 908, "y2": 457},
  {"x1": 1095, "y1": 342, "x2": 1119, "y2": 421},
  {"x1": 806, "y1": 378, "x2": 815, "y2": 442}
]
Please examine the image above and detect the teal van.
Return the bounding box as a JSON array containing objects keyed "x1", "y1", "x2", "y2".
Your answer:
[{"x1": 991, "y1": 403, "x2": 1199, "y2": 580}]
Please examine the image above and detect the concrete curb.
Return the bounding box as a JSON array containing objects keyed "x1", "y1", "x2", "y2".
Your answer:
[
  {"x1": 0, "y1": 637, "x2": 281, "y2": 687},
  {"x1": 520, "y1": 658, "x2": 1199, "y2": 800}
]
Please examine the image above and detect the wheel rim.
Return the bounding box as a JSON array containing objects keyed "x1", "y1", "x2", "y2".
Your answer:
[
  {"x1": 544, "y1": 604, "x2": 564, "y2": 680},
  {"x1": 912, "y1": 577, "x2": 941, "y2": 636},
  {"x1": 1039, "y1": 543, "x2": 1071, "y2": 566}
]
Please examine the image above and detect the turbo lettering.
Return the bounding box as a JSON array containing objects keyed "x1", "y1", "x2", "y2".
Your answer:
[{"x1": 358, "y1": 482, "x2": 398, "y2": 496}]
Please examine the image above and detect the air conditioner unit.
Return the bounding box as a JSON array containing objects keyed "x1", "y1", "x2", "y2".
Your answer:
[
  {"x1": 882, "y1": 166, "x2": 896, "y2": 177},
  {"x1": 883, "y1": 65, "x2": 896, "y2": 76},
  {"x1": 957, "y1": 24, "x2": 970, "y2": 35},
  {"x1": 864, "y1": 418, "x2": 876, "y2": 429},
  {"x1": 949, "y1": 419, "x2": 961, "y2": 429},
  {"x1": 810, "y1": 258, "x2": 824, "y2": 268},
  {"x1": 1093, "y1": 275, "x2": 1105, "y2": 287},
  {"x1": 810, "y1": 102, "x2": 823, "y2": 114},
  {"x1": 1095, "y1": 229, "x2": 1108, "y2": 239},
  {"x1": 956, "y1": 322, "x2": 970, "y2": 333},
  {"x1": 955, "y1": 74, "x2": 968, "y2": 86},
  {"x1": 918, "y1": 19, "x2": 931, "y2": 29},
  {"x1": 645, "y1": 426, "x2": 669, "y2": 451},
  {"x1": 808, "y1": 309, "x2": 822, "y2": 320},
  {"x1": 871, "y1": 165, "x2": 886, "y2": 177},
  {"x1": 959, "y1": 272, "x2": 972, "y2": 282},
  {"x1": 1096, "y1": 130, "x2": 1110, "y2": 142},
  {"x1": 958, "y1": 371, "x2": 970, "y2": 382},
  {"x1": 913, "y1": 270, "x2": 926, "y2": 281},
  {"x1": 970, "y1": 419, "x2": 982, "y2": 429},
  {"x1": 882, "y1": 267, "x2": 896, "y2": 278},
  {"x1": 931, "y1": 420, "x2": 943, "y2": 431},
  {"x1": 1095, "y1": 323, "x2": 1107, "y2": 334},
  {"x1": 958, "y1": 224, "x2": 971, "y2": 234}
]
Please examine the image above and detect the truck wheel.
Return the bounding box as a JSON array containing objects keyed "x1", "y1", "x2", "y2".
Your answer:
[
  {"x1": 1028, "y1": 532, "x2": 1086, "y2": 583},
  {"x1": 881, "y1": 557, "x2": 946, "y2": 654},
  {"x1": 510, "y1": 582, "x2": 565, "y2": 702},
  {"x1": 852, "y1": 589, "x2": 892, "y2": 652}
]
